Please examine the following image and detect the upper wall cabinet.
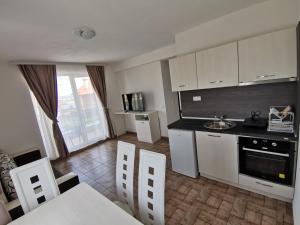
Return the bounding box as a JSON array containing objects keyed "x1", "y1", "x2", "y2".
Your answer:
[
  {"x1": 196, "y1": 42, "x2": 238, "y2": 89},
  {"x1": 238, "y1": 28, "x2": 297, "y2": 84},
  {"x1": 169, "y1": 53, "x2": 198, "y2": 92}
]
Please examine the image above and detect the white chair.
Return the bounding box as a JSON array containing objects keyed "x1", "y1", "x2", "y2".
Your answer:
[
  {"x1": 115, "y1": 141, "x2": 136, "y2": 215},
  {"x1": 138, "y1": 150, "x2": 166, "y2": 225},
  {"x1": 10, "y1": 158, "x2": 60, "y2": 213},
  {"x1": 0, "y1": 200, "x2": 11, "y2": 225}
]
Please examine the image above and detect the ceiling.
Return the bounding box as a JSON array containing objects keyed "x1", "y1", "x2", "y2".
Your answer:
[{"x1": 0, "y1": 0, "x2": 267, "y2": 63}]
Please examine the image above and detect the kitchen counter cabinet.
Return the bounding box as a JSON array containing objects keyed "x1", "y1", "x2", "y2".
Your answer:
[
  {"x1": 196, "y1": 131, "x2": 238, "y2": 184},
  {"x1": 168, "y1": 119, "x2": 297, "y2": 142}
]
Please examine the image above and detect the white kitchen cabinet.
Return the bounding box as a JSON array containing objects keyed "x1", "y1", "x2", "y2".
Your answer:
[
  {"x1": 238, "y1": 28, "x2": 297, "y2": 83},
  {"x1": 136, "y1": 120, "x2": 152, "y2": 142},
  {"x1": 168, "y1": 129, "x2": 198, "y2": 178},
  {"x1": 196, "y1": 131, "x2": 238, "y2": 184},
  {"x1": 135, "y1": 112, "x2": 161, "y2": 143},
  {"x1": 169, "y1": 53, "x2": 198, "y2": 92},
  {"x1": 196, "y1": 42, "x2": 238, "y2": 89},
  {"x1": 239, "y1": 174, "x2": 294, "y2": 201}
]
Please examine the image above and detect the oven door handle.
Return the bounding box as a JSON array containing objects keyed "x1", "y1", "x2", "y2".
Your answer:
[{"x1": 242, "y1": 147, "x2": 290, "y2": 158}]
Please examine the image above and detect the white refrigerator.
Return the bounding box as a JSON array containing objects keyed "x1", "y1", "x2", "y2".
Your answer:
[{"x1": 168, "y1": 129, "x2": 198, "y2": 178}]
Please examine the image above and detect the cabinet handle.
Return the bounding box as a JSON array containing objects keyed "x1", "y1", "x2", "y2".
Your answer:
[
  {"x1": 255, "y1": 181, "x2": 273, "y2": 188},
  {"x1": 207, "y1": 134, "x2": 221, "y2": 138},
  {"x1": 178, "y1": 84, "x2": 186, "y2": 87},
  {"x1": 256, "y1": 75, "x2": 276, "y2": 79},
  {"x1": 209, "y1": 80, "x2": 223, "y2": 84}
]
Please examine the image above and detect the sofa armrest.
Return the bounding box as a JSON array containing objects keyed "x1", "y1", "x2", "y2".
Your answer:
[
  {"x1": 12, "y1": 149, "x2": 41, "y2": 167},
  {"x1": 56, "y1": 172, "x2": 80, "y2": 194}
]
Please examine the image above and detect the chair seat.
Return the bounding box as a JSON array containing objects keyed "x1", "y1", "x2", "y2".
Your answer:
[{"x1": 114, "y1": 201, "x2": 133, "y2": 216}]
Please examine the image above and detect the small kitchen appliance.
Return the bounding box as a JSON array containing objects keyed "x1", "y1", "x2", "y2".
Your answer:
[
  {"x1": 168, "y1": 129, "x2": 198, "y2": 178},
  {"x1": 243, "y1": 111, "x2": 268, "y2": 128}
]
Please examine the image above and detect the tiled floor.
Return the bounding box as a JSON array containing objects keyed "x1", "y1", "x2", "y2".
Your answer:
[{"x1": 52, "y1": 133, "x2": 294, "y2": 225}]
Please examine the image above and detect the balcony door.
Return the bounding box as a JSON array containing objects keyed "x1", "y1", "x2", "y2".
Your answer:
[{"x1": 57, "y1": 69, "x2": 108, "y2": 152}]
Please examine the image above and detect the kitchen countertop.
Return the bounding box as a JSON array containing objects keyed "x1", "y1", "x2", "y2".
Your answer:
[{"x1": 168, "y1": 119, "x2": 298, "y2": 142}]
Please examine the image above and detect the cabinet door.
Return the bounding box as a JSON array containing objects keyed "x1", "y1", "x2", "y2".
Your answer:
[
  {"x1": 196, "y1": 131, "x2": 238, "y2": 183},
  {"x1": 239, "y1": 28, "x2": 296, "y2": 83},
  {"x1": 168, "y1": 129, "x2": 198, "y2": 177},
  {"x1": 136, "y1": 120, "x2": 152, "y2": 143},
  {"x1": 169, "y1": 53, "x2": 198, "y2": 92},
  {"x1": 196, "y1": 42, "x2": 238, "y2": 89}
]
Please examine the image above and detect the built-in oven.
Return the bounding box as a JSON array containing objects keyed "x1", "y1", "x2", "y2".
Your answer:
[{"x1": 239, "y1": 136, "x2": 297, "y2": 186}]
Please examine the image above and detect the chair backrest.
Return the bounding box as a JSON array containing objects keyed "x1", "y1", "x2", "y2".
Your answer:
[
  {"x1": 0, "y1": 200, "x2": 11, "y2": 225},
  {"x1": 116, "y1": 141, "x2": 136, "y2": 212},
  {"x1": 10, "y1": 158, "x2": 60, "y2": 213},
  {"x1": 138, "y1": 150, "x2": 166, "y2": 225}
]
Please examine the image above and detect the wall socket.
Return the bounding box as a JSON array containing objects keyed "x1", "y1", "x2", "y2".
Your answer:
[{"x1": 193, "y1": 96, "x2": 201, "y2": 102}]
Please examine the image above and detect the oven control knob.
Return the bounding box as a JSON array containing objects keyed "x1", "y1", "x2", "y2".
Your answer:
[
  {"x1": 272, "y1": 142, "x2": 277, "y2": 147},
  {"x1": 253, "y1": 140, "x2": 258, "y2": 144}
]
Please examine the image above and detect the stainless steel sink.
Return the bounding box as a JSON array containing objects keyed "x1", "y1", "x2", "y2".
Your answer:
[{"x1": 203, "y1": 120, "x2": 236, "y2": 130}]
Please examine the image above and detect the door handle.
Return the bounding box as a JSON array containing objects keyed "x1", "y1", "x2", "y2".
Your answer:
[
  {"x1": 255, "y1": 181, "x2": 273, "y2": 188},
  {"x1": 207, "y1": 134, "x2": 221, "y2": 138},
  {"x1": 209, "y1": 80, "x2": 223, "y2": 84},
  {"x1": 256, "y1": 75, "x2": 276, "y2": 79},
  {"x1": 178, "y1": 84, "x2": 186, "y2": 87},
  {"x1": 242, "y1": 147, "x2": 290, "y2": 158}
]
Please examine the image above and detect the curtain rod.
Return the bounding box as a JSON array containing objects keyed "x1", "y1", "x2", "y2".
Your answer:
[{"x1": 9, "y1": 61, "x2": 107, "y2": 66}]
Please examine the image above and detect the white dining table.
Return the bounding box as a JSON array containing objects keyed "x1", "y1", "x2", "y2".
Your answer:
[{"x1": 8, "y1": 183, "x2": 143, "y2": 225}]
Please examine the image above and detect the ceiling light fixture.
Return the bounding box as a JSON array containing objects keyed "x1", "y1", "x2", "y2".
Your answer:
[{"x1": 73, "y1": 27, "x2": 96, "y2": 40}]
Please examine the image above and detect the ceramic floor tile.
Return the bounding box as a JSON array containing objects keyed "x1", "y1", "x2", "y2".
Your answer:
[{"x1": 52, "y1": 133, "x2": 294, "y2": 225}]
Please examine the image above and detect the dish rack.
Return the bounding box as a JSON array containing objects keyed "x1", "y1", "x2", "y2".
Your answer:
[{"x1": 268, "y1": 106, "x2": 294, "y2": 133}]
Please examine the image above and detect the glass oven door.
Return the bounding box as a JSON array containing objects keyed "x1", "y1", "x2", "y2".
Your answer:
[{"x1": 239, "y1": 147, "x2": 294, "y2": 185}]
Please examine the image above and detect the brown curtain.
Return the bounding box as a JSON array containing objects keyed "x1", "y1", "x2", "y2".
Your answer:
[
  {"x1": 18, "y1": 65, "x2": 69, "y2": 158},
  {"x1": 86, "y1": 65, "x2": 115, "y2": 138}
]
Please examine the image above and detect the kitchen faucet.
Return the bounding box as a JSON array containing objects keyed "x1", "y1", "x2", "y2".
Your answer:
[{"x1": 214, "y1": 115, "x2": 226, "y2": 121}]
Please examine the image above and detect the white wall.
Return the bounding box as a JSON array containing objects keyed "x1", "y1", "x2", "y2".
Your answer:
[
  {"x1": 175, "y1": 0, "x2": 297, "y2": 55},
  {"x1": 0, "y1": 62, "x2": 45, "y2": 156},
  {"x1": 113, "y1": 0, "x2": 298, "y2": 71},
  {"x1": 113, "y1": 45, "x2": 176, "y2": 72},
  {"x1": 298, "y1": 0, "x2": 300, "y2": 20},
  {"x1": 160, "y1": 60, "x2": 180, "y2": 125},
  {"x1": 293, "y1": 2, "x2": 300, "y2": 224},
  {"x1": 104, "y1": 65, "x2": 126, "y2": 136},
  {"x1": 116, "y1": 62, "x2": 168, "y2": 137}
]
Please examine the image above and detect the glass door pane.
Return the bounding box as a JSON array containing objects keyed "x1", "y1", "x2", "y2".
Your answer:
[
  {"x1": 74, "y1": 77, "x2": 106, "y2": 142},
  {"x1": 57, "y1": 76, "x2": 85, "y2": 152}
]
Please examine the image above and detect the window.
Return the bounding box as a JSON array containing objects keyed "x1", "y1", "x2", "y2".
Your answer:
[{"x1": 56, "y1": 66, "x2": 108, "y2": 152}]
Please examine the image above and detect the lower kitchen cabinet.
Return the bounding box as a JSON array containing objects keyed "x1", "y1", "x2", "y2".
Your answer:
[
  {"x1": 135, "y1": 112, "x2": 161, "y2": 143},
  {"x1": 239, "y1": 174, "x2": 294, "y2": 200},
  {"x1": 196, "y1": 131, "x2": 238, "y2": 184}
]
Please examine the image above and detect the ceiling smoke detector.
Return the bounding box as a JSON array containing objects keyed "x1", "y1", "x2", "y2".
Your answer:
[{"x1": 73, "y1": 27, "x2": 96, "y2": 40}]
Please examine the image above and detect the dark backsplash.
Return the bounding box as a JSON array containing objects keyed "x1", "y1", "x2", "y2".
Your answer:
[{"x1": 180, "y1": 82, "x2": 297, "y2": 119}]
